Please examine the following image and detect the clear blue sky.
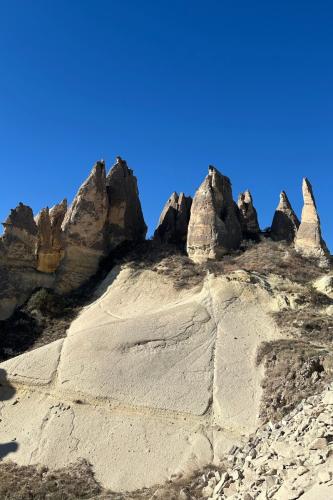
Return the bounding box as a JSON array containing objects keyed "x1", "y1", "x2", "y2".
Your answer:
[{"x1": 0, "y1": 1, "x2": 332, "y2": 250}]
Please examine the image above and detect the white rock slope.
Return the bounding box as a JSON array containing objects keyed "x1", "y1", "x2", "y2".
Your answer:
[{"x1": 0, "y1": 267, "x2": 283, "y2": 491}]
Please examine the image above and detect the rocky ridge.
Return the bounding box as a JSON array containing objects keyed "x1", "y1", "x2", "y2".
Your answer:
[
  {"x1": 0, "y1": 160, "x2": 330, "y2": 324},
  {"x1": 0, "y1": 156, "x2": 146, "y2": 319}
]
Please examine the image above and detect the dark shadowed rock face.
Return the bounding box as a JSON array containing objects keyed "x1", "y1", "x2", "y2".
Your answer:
[
  {"x1": 106, "y1": 156, "x2": 147, "y2": 249},
  {"x1": 271, "y1": 191, "x2": 300, "y2": 243},
  {"x1": 187, "y1": 166, "x2": 242, "y2": 262},
  {"x1": 237, "y1": 190, "x2": 260, "y2": 238},
  {"x1": 154, "y1": 192, "x2": 192, "y2": 244},
  {"x1": 295, "y1": 178, "x2": 329, "y2": 260}
]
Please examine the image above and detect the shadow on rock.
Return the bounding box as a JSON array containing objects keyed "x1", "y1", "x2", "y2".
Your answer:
[{"x1": 0, "y1": 368, "x2": 19, "y2": 460}]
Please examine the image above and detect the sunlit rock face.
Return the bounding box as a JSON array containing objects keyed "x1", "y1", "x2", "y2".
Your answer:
[
  {"x1": 294, "y1": 178, "x2": 329, "y2": 260},
  {"x1": 271, "y1": 191, "x2": 300, "y2": 243},
  {"x1": 36, "y1": 199, "x2": 67, "y2": 273},
  {"x1": 154, "y1": 191, "x2": 192, "y2": 244},
  {"x1": 0, "y1": 157, "x2": 147, "y2": 314},
  {"x1": 0, "y1": 203, "x2": 54, "y2": 320},
  {"x1": 187, "y1": 166, "x2": 242, "y2": 262}
]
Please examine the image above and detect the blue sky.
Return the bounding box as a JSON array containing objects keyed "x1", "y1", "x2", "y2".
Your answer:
[{"x1": 0, "y1": 0, "x2": 332, "y2": 250}]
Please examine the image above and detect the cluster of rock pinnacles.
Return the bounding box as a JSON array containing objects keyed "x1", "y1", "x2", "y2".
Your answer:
[{"x1": 0, "y1": 156, "x2": 329, "y2": 320}]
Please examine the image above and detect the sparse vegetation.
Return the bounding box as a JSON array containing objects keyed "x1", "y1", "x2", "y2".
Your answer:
[
  {"x1": 257, "y1": 339, "x2": 333, "y2": 422},
  {"x1": 0, "y1": 460, "x2": 103, "y2": 500}
]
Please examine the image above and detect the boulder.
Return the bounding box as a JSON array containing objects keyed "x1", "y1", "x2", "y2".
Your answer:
[
  {"x1": 154, "y1": 192, "x2": 192, "y2": 244},
  {"x1": 271, "y1": 191, "x2": 300, "y2": 242},
  {"x1": 36, "y1": 199, "x2": 67, "y2": 273},
  {"x1": 187, "y1": 166, "x2": 242, "y2": 262},
  {"x1": 237, "y1": 190, "x2": 260, "y2": 238},
  {"x1": 106, "y1": 156, "x2": 147, "y2": 249},
  {"x1": 294, "y1": 178, "x2": 329, "y2": 260}
]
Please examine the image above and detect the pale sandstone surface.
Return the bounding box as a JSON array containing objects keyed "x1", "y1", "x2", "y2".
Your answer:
[
  {"x1": 271, "y1": 191, "x2": 300, "y2": 242},
  {"x1": 0, "y1": 266, "x2": 284, "y2": 491},
  {"x1": 295, "y1": 178, "x2": 329, "y2": 259},
  {"x1": 313, "y1": 274, "x2": 333, "y2": 299},
  {"x1": 187, "y1": 166, "x2": 242, "y2": 262}
]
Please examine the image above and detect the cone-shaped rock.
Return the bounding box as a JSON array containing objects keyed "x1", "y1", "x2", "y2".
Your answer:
[
  {"x1": 62, "y1": 161, "x2": 108, "y2": 250},
  {"x1": 237, "y1": 190, "x2": 260, "y2": 238},
  {"x1": 154, "y1": 192, "x2": 192, "y2": 244},
  {"x1": 294, "y1": 178, "x2": 329, "y2": 259},
  {"x1": 187, "y1": 166, "x2": 242, "y2": 262},
  {"x1": 57, "y1": 161, "x2": 109, "y2": 292},
  {"x1": 271, "y1": 191, "x2": 300, "y2": 242},
  {"x1": 106, "y1": 156, "x2": 147, "y2": 249},
  {"x1": 36, "y1": 199, "x2": 67, "y2": 273}
]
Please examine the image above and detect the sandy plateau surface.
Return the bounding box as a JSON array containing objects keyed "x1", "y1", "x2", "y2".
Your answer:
[{"x1": 0, "y1": 266, "x2": 284, "y2": 491}]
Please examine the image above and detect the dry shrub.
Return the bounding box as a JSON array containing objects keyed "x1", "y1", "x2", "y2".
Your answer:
[
  {"x1": 0, "y1": 460, "x2": 102, "y2": 500},
  {"x1": 257, "y1": 340, "x2": 333, "y2": 423}
]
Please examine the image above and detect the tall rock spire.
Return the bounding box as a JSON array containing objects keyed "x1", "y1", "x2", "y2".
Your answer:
[
  {"x1": 106, "y1": 156, "x2": 147, "y2": 249},
  {"x1": 294, "y1": 178, "x2": 329, "y2": 260},
  {"x1": 271, "y1": 191, "x2": 300, "y2": 242},
  {"x1": 186, "y1": 166, "x2": 242, "y2": 262},
  {"x1": 154, "y1": 192, "x2": 192, "y2": 244},
  {"x1": 237, "y1": 190, "x2": 260, "y2": 238},
  {"x1": 35, "y1": 199, "x2": 67, "y2": 273}
]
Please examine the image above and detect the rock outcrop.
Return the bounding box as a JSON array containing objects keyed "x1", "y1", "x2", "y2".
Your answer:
[
  {"x1": 154, "y1": 192, "x2": 192, "y2": 244},
  {"x1": 0, "y1": 203, "x2": 54, "y2": 320},
  {"x1": 237, "y1": 190, "x2": 260, "y2": 238},
  {"x1": 271, "y1": 191, "x2": 300, "y2": 242},
  {"x1": 187, "y1": 166, "x2": 242, "y2": 262},
  {"x1": 0, "y1": 157, "x2": 147, "y2": 315},
  {"x1": 295, "y1": 178, "x2": 329, "y2": 260},
  {"x1": 36, "y1": 199, "x2": 67, "y2": 273},
  {"x1": 1, "y1": 203, "x2": 38, "y2": 265},
  {"x1": 56, "y1": 161, "x2": 109, "y2": 292},
  {"x1": 106, "y1": 156, "x2": 147, "y2": 250}
]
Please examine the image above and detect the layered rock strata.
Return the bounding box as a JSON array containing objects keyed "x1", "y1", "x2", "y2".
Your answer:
[
  {"x1": 187, "y1": 166, "x2": 242, "y2": 262},
  {"x1": 154, "y1": 191, "x2": 192, "y2": 244},
  {"x1": 295, "y1": 178, "x2": 329, "y2": 260},
  {"x1": 237, "y1": 190, "x2": 260, "y2": 238},
  {"x1": 271, "y1": 191, "x2": 300, "y2": 242}
]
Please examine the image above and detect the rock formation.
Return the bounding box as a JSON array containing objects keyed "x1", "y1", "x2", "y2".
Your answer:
[
  {"x1": 0, "y1": 203, "x2": 54, "y2": 320},
  {"x1": 0, "y1": 156, "x2": 147, "y2": 315},
  {"x1": 56, "y1": 161, "x2": 109, "y2": 292},
  {"x1": 237, "y1": 190, "x2": 260, "y2": 238},
  {"x1": 271, "y1": 191, "x2": 300, "y2": 242},
  {"x1": 36, "y1": 199, "x2": 67, "y2": 273},
  {"x1": 294, "y1": 178, "x2": 329, "y2": 260},
  {"x1": 154, "y1": 192, "x2": 192, "y2": 244},
  {"x1": 187, "y1": 166, "x2": 242, "y2": 262},
  {"x1": 106, "y1": 156, "x2": 147, "y2": 250},
  {"x1": 1, "y1": 203, "x2": 38, "y2": 265}
]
